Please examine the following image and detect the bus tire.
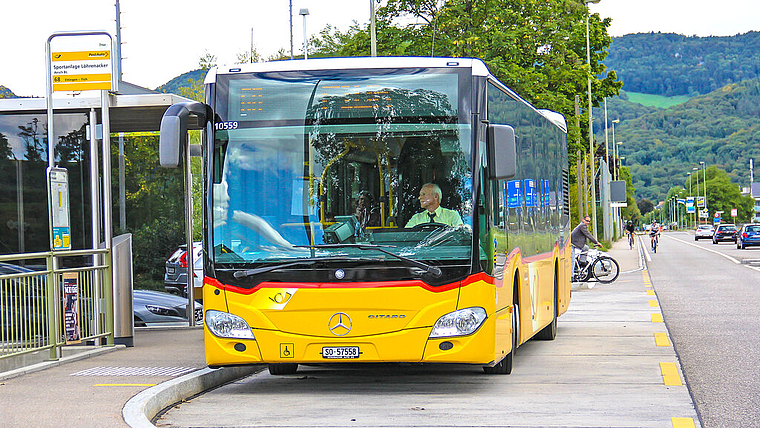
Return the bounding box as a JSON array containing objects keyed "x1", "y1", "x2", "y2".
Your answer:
[
  {"x1": 268, "y1": 363, "x2": 298, "y2": 375},
  {"x1": 535, "y1": 267, "x2": 558, "y2": 341}
]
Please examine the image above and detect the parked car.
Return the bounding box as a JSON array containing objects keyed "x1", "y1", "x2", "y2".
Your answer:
[
  {"x1": 133, "y1": 289, "x2": 203, "y2": 327},
  {"x1": 695, "y1": 224, "x2": 715, "y2": 240},
  {"x1": 737, "y1": 224, "x2": 760, "y2": 249},
  {"x1": 164, "y1": 242, "x2": 203, "y2": 299},
  {"x1": 713, "y1": 224, "x2": 738, "y2": 244}
]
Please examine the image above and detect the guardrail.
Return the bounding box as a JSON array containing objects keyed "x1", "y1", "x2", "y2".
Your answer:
[{"x1": 0, "y1": 249, "x2": 113, "y2": 363}]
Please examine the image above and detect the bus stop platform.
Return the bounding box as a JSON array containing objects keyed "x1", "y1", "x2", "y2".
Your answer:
[
  {"x1": 0, "y1": 326, "x2": 260, "y2": 428},
  {"x1": 0, "y1": 237, "x2": 693, "y2": 428}
]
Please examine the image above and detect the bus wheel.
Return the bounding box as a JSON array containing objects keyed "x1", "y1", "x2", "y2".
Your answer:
[
  {"x1": 483, "y1": 301, "x2": 518, "y2": 375},
  {"x1": 268, "y1": 363, "x2": 298, "y2": 375}
]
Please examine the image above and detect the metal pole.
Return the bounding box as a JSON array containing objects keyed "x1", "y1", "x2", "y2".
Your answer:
[
  {"x1": 575, "y1": 96, "x2": 584, "y2": 221},
  {"x1": 119, "y1": 133, "x2": 125, "y2": 231},
  {"x1": 301, "y1": 9, "x2": 309, "y2": 60},
  {"x1": 89, "y1": 108, "x2": 102, "y2": 343},
  {"x1": 115, "y1": 0, "x2": 123, "y2": 81},
  {"x1": 370, "y1": 0, "x2": 377, "y2": 57},
  {"x1": 585, "y1": 4, "x2": 597, "y2": 237},
  {"x1": 289, "y1": 0, "x2": 294, "y2": 60},
  {"x1": 102, "y1": 91, "x2": 115, "y2": 345},
  {"x1": 184, "y1": 129, "x2": 195, "y2": 326}
]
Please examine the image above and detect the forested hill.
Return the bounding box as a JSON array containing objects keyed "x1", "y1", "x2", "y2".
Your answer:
[
  {"x1": 611, "y1": 77, "x2": 760, "y2": 201},
  {"x1": 0, "y1": 85, "x2": 15, "y2": 98},
  {"x1": 605, "y1": 32, "x2": 760, "y2": 97}
]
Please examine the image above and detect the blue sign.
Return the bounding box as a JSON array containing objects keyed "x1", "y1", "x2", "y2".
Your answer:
[
  {"x1": 525, "y1": 179, "x2": 537, "y2": 207},
  {"x1": 686, "y1": 197, "x2": 696, "y2": 214},
  {"x1": 541, "y1": 179, "x2": 550, "y2": 207},
  {"x1": 507, "y1": 180, "x2": 521, "y2": 208}
]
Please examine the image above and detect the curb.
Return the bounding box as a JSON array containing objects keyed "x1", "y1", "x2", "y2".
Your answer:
[{"x1": 123, "y1": 365, "x2": 262, "y2": 428}]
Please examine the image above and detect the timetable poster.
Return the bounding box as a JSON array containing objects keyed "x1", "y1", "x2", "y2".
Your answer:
[{"x1": 63, "y1": 272, "x2": 81, "y2": 344}]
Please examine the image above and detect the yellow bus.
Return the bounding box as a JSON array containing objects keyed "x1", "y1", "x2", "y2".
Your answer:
[{"x1": 159, "y1": 57, "x2": 571, "y2": 375}]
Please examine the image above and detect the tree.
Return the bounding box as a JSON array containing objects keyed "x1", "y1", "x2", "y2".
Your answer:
[
  {"x1": 311, "y1": 0, "x2": 622, "y2": 167},
  {"x1": 637, "y1": 198, "x2": 654, "y2": 215},
  {"x1": 198, "y1": 51, "x2": 218, "y2": 70}
]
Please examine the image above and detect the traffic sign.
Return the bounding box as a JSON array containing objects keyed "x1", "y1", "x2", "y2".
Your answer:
[
  {"x1": 731, "y1": 208, "x2": 738, "y2": 217},
  {"x1": 49, "y1": 34, "x2": 113, "y2": 92}
]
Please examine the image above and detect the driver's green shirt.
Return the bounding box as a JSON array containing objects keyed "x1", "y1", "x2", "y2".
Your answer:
[{"x1": 405, "y1": 206, "x2": 463, "y2": 228}]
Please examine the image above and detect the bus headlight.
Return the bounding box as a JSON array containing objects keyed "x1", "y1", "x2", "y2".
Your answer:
[
  {"x1": 205, "y1": 310, "x2": 255, "y2": 340},
  {"x1": 429, "y1": 307, "x2": 487, "y2": 338}
]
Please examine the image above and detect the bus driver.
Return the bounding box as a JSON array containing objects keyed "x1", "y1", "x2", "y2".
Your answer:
[{"x1": 405, "y1": 183, "x2": 463, "y2": 228}]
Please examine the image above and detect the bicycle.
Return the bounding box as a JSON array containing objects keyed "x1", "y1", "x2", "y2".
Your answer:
[
  {"x1": 650, "y1": 233, "x2": 659, "y2": 253},
  {"x1": 572, "y1": 247, "x2": 620, "y2": 284},
  {"x1": 628, "y1": 232, "x2": 635, "y2": 249}
]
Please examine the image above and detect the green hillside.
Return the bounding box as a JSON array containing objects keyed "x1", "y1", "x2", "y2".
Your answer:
[
  {"x1": 625, "y1": 92, "x2": 690, "y2": 108},
  {"x1": 0, "y1": 85, "x2": 15, "y2": 98},
  {"x1": 608, "y1": 79, "x2": 760, "y2": 202},
  {"x1": 605, "y1": 31, "x2": 760, "y2": 97},
  {"x1": 155, "y1": 69, "x2": 206, "y2": 94}
]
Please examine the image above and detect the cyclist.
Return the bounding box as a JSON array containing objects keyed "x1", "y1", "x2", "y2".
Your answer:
[
  {"x1": 649, "y1": 220, "x2": 662, "y2": 251},
  {"x1": 571, "y1": 215, "x2": 602, "y2": 269},
  {"x1": 625, "y1": 220, "x2": 635, "y2": 248}
]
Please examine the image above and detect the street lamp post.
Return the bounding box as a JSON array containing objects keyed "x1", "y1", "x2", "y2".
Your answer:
[
  {"x1": 687, "y1": 172, "x2": 693, "y2": 228},
  {"x1": 299, "y1": 8, "x2": 309, "y2": 60},
  {"x1": 693, "y1": 166, "x2": 700, "y2": 224},
  {"x1": 700, "y1": 161, "x2": 707, "y2": 213}
]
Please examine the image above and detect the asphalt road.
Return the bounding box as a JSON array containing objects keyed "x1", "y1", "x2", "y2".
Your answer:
[
  {"x1": 645, "y1": 232, "x2": 760, "y2": 428},
  {"x1": 154, "y1": 238, "x2": 702, "y2": 428}
]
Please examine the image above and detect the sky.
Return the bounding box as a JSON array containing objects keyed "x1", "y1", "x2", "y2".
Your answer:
[{"x1": 1, "y1": 0, "x2": 759, "y2": 97}]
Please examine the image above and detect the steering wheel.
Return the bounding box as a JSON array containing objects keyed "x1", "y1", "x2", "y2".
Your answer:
[{"x1": 411, "y1": 222, "x2": 449, "y2": 232}]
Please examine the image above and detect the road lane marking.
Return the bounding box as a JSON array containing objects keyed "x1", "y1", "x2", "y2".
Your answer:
[
  {"x1": 651, "y1": 313, "x2": 664, "y2": 323},
  {"x1": 646, "y1": 289, "x2": 655, "y2": 295},
  {"x1": 660, "y1": 362, "x2": 682, "y2": 386},
  {"x1": 648, "y1": 300, "x2": 659, "y2": 307},
  {"x1": 654, "y1": 333, "x2": 671, "y2": 347},
  {"x1": 94, "y1": 383, "x2": 157, "y2": 387},
  {"x1": 671, "y1": 417, "x2": 696, "y2": 428},
  {"x1": 665, "y1": 235, "x2": 740, "y2": 264}
]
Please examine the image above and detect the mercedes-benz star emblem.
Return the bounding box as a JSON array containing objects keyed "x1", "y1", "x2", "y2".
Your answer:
[{"x1": 328, "y1": 312, "x2": 352, "y2": 336}]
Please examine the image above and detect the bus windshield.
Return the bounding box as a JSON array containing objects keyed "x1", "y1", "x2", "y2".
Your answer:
[{"x1": 211, "y1": 69, "x2": 473, "y2": 279}]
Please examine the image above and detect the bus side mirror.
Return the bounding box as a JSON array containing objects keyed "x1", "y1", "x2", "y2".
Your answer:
[
  {"x1": 487, "y1": 124, "x2": 517, "y2": 179},
  {"x1": 159, "y1": 102, "x2": 208, "y2": 168}
]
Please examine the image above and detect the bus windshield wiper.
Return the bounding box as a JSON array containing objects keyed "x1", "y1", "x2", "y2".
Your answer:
[
  {"x1": 230, "y1": 257, "x2": 363, "y2": 279},
  {"x1": 294, "y1": 244, "x2": 442, "y2": 278}
]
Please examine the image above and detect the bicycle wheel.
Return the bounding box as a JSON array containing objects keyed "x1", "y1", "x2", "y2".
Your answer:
[
  {"x1": 629, "y1": 235, "x2": 634, "y2": 249},
  {"x1": 651, "y1": 238, "x2": 657, "y2": 253},
  {"x1": 591, "y1": 256, "x2": 619, "y2": 284}
]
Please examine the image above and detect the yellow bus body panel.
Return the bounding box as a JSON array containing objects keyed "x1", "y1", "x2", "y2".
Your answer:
[{"x1": 204, "y1": 279, "x2": 505, "y2": 366}]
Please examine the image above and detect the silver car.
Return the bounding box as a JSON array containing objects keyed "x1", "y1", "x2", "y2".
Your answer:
[
  {"x1": 164, "y1": 242, "x2": 203, "y2": 298},
  {"x1": 133, "y1": 289, "x2": 202, "y2": 326},
  {"x1": 695, "y1": 225, "x2": 714, "y2": 240}
]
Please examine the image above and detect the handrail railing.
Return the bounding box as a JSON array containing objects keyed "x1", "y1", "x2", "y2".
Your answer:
[{"x1": 0, "y1": 248, "x2": 113, "y2": 369}]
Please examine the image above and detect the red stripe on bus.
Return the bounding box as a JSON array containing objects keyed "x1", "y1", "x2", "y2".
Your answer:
[{"x1": 205, "y1": 271, "x2": 494, "y2": 295}]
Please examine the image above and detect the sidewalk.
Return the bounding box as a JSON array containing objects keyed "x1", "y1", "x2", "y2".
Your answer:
[{"x1": 0, "y1": 327, "x2": 258, "y2": 428}]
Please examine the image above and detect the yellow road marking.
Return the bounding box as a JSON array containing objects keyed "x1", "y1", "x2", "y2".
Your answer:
[
  {"x1": 660, "y1": 362, "x2": 682, "y2": 386},
  {"x1": 654, "y1": 332, "x2": 671, "y2": 347},
  {"x1": 648, "y1": 300, "x2": 659, "y2": 307},
  {"x1": 94, "y1": 383, "x2": 156, "y2": 387},
  {"x1": 646, "y1": 290, "x2": 655, "y2": 295},
  {"x1": 671, "y1": 417, "x2": 696, "y2": 427},
  {"x1": 651, "y1": 313, "x2": 664, "y2": 323}
]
